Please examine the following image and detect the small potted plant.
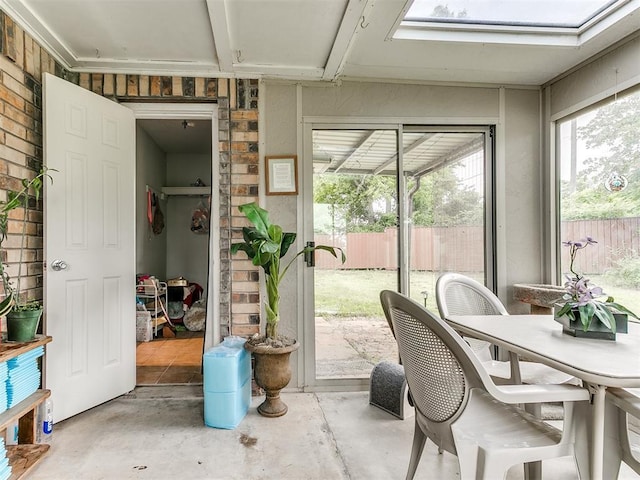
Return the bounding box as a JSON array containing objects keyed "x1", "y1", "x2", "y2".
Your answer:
[
  {"x1": 0, "y1": 168, "x2": 54, "y2": 342},
  {"x1": 555, "y1": 236, "x2": 638, "y2": 340},
  {"x1": 231, "y1": 202, "x2": 345, "y2": 417}
]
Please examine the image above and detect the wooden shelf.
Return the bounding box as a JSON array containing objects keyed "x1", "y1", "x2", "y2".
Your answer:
[
  {"x1": 0, "y1": 339, "x2": 52, "y2": 479},
  {"x1": 0, "y1": 391, "x2": 50, "y2": 434},
  {"x1": 0, "y1": 336, "x2": 51, "y2": 363},
  {"x1": 161, "y1": 186, "x2": 210, "y2": 196},
  {"x1": 7, "y1": 444, "x2": 49, "y2": 480}
]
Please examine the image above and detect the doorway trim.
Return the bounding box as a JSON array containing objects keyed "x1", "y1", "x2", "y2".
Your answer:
[{"x1": 126, "y1": 102, "x2": 220, "y2": 350}]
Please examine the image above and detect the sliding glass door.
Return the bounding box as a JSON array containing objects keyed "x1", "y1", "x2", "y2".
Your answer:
[
  {"x1": 311, "y1": 129, "x2": 399, "y2": 380},
  {"x1": 304, "y1": 123, "x2": 494, "y2": 388},
  {"x1": 402, "y1": 128, "x2": 491, "y2": 311}
]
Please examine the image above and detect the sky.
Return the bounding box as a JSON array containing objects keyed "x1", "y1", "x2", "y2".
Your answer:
[{"x1": 406, "y1": 0, "x2": 615, "y2": 27}]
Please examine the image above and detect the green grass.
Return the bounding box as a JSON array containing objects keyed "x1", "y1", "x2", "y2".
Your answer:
[
  {"x1": 314, "y1": 269, "x2": 442, "y2": 316},
  {"x1": 588, "y1": 275, "x2": 640, "y2": 319},
  {"x1": 315, "y1": 270, "x2": 640, "y2": 319}
]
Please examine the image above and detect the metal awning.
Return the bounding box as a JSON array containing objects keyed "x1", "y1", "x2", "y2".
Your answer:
[{"x1": 313, "y1": 130, "x2": 484, "y2": 177}]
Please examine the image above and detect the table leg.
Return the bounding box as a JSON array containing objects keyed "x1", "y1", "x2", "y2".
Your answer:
[
  {"x1": 524, "y1": 403, "x2": 542, "y2": 480},
  {"x1": 524, "y1": 461, "x2": 541, "y2": 480},
  {"x1": 590, "y1": 384, "x2": 606, "y2": 480}
]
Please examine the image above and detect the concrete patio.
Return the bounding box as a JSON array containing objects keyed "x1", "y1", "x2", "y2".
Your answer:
[{"x1": 27, "y1": 385, "x2": 639, "y2": 479}]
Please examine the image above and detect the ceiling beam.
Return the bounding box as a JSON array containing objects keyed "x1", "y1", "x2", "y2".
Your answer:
[
  {"x1": 233, "y1": 64, "x2": 325, "y2": 79},
  {"x1": 68, "y1": 59, "x2": 223, "y2": 77},
  {"x1": 206, "y1": 0, "x2": 234, "y2": 74},
  {"x1": 322, "y1": 0, "x2": 372, "y2": 81}
]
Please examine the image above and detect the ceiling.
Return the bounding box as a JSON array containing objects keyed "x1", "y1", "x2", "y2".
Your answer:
[
  {"x1": 2, "y1": 0, "x2": 640, "y2": 86},
  {"x1": 9, "y1": 1, "x2": 636, "y2": 168},
  {"x1": 138, "y1": 119, "x2": 212, "y2": 154}
]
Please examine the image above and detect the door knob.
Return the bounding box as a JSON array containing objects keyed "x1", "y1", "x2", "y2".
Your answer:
[{"x1": 51, "y1": 259, "x2": 68, "y2": 271}]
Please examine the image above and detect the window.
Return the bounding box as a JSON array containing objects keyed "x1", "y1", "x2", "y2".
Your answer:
[
  {"x1": 557, "y1": 89, "x2": 640, "y2": 317},
  {"x1": 405, "y1": 0, "x2": 616, "y2": 28},
  {"x1": 394, "y1": 0, "x2": 635, "y2": 46}
]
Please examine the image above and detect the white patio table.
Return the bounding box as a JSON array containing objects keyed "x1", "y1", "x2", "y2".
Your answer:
[{"x1": 445, "y1": 314, "x2": 640, "y2": 480}]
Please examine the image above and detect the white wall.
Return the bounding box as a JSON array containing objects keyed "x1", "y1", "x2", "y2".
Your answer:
[
  {"x1": 547, "y1": 36, "x2": 640, "y2": 120},
  {"x1": 300, "y1": 81, "x2": 500, "y2": 117},
  {"x1": 262, "y1": 80, "x2": 542, "y2": 385},
  {"x1": 135, "y1": 125, "x2": 167, "y2": 279},
  {"x1": 165, "y1": 153, "x2": 212, "y2": 293},
  {"x1": 264, "y1": 84, "x2": 299, "y2": 342},
  {"x1": 502, "y1": 88, "x2": 544, "y2": 312}
]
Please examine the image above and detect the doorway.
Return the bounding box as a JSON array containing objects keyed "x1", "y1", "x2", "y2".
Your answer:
[{"x1": 129, "y1": 104, "x2": 220, "y2": 385}]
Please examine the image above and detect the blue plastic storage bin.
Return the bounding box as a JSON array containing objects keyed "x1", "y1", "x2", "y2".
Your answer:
[
  {"x1": 204, "y1": 378, "x2": 251, "y2": 429},
  {"x1": 203, "y1": 336, "x2": 251, "y2": 429}
]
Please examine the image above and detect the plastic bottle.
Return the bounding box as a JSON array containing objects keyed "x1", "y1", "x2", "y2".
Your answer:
[{"x1": 41, "y1": 398, "x2": 53, "y2": 441}]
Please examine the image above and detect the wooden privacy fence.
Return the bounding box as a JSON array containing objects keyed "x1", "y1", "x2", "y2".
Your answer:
[
  {"x1": 314, "y1": 217, "x2": 640, "y2": 273},
  {"x1": 561, "y1": 217, "x2": 640, "y2": 274},
  {"x1": 315, "y1": 226, "x2": 484, "y2": 271}
]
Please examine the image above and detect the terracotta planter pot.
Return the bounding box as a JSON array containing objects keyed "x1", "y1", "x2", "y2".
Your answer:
[
  {"x1": 6, "y1": 308, "x2": 43, "y2": 342},
  {"x1": 244, "y1": 340, "x2": 300, "y2": 417}
]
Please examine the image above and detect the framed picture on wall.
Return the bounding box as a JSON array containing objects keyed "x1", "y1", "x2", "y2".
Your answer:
[{"x1": 265, "y1": 155, "x2": 298, "y2": 195}]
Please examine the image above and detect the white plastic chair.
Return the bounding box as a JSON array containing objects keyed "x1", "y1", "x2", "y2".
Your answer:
[
  {"x1": 380, "y1": 290, "x2": 590, "y2": 480},
  {"x1": 603, "y1": 387, "x2": 640, "y2": 478},
  {"x1": 435, "y1": 272, "x2": 578, "y2": 386}
]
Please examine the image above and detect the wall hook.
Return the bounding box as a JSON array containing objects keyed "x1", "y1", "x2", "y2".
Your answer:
[{"x1": 360, "y1": 16, "x2": 369, "y2": 29}]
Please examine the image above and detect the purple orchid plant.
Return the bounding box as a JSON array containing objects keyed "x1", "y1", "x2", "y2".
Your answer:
[{"x1": 556, "y1": 236, "x2": 638, "y2": 332}]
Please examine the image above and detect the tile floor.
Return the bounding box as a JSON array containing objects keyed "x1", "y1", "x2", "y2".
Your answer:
[{"x1": 136, "y1": 330, "x2": 204, "y2": 385}]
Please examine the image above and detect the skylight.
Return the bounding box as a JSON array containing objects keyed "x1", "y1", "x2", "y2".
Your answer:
[
  {"x1": 404, "y1": 0, "x2": 617, "y2": 28},
  {"x1": 394, "y1": 0, "x2": 638, "y2": 46}
]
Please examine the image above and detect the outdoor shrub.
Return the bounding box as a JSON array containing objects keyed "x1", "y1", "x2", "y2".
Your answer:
[{"x1": 604, "y1": 249, "x2": 640, "y2": 288}]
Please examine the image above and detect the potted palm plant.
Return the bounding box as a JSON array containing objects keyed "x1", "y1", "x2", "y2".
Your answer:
[
  {"x1": 231, "y1": 202, "x2": 345, "y2": 417},
  {"x1": 555, "y1": 236, "x2": 638, "y2": 340},
  {"x1": 0, "y1": 168, "x2": 54, "y2": 342}
]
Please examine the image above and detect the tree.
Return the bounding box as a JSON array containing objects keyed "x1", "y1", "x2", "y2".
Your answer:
[
  {"x1": 314, "y1": 175, "x2": 396, "y2": 233},
  {"x1": 410, "y1": 166, "x2": 483, "y2": 227},
  {"x1": 314, "y1": 164, "x2": 483, "y2": 233},
  {"x1": 577, "y1": 94, "x2": 640, "y2": 185},
  {"x1": 563, "y1": 93, "x2": 640, "y2": 220},
  {"x1": 430, "y1": 5, "x2": 468, "y2": 19},
  {"x1": 561, "y1": 180, "x2": 640, "y2": 220}
]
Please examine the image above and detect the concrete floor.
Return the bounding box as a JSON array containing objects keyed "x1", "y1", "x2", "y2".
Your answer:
[{"x1": 27, "y1": 385, "x2": 640, "y2": 480}]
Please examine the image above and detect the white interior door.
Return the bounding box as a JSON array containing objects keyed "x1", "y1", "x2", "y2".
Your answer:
[{"x1": 43, "y1": 73, "x2": 136, "y2": 422}]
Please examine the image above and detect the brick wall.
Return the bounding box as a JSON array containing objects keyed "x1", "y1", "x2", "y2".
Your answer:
[{"x1": 0, "y1": 10, "x2": 260, "y2": 338}]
